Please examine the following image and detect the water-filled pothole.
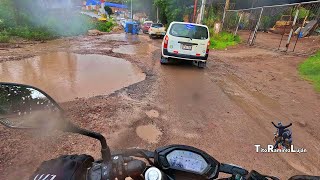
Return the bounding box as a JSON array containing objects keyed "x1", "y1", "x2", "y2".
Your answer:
[{"x1": 0, "y1": 52, "x2": 146, "y2": 102}]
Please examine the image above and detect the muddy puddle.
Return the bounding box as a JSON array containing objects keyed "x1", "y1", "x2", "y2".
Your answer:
[
  {"x1": 136, "y1": 124, "x2": 162, "y2": 144},
  {"x1": 113, "y1": 44, "x2": 158, "y2": 55},
  {"x1": 103, "y1": 33, "x2": 140, "y2": 43},
  {"x1": 0, "y1": 52, "x2": 146, "y2": 102},
  {"x1": 112, "y1": 45, "x2": 136, "y2": 55}
]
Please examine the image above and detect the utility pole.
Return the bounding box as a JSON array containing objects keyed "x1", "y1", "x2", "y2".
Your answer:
[
  {"x1": 198, "y1": 0, "x2": 206, "y2": 24},
  {"x1": 157, "y1": 7, "x2": 159, "y2": 23},
  {"x1": 222, "y1": 0, "x2": 230, "y2": 28},
  {"x1": 193, "y1": 0, "x2": 198, "y2": 23},
  {"x1": 251, "y1": 0, "x2": 257, "y2": 8},
  {"x1": 131, "y1": 0, "x2": 133, "y2": 19}
]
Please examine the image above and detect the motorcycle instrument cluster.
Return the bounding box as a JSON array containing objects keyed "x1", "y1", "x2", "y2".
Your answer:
[{"x1": 154, "y1": 145, "x2": 220, "y2": 179}]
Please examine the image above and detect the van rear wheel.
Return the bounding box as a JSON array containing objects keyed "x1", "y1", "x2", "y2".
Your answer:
[
  {"x1": 160, "y1": 55, "x2": 169, "y2": 65},
  {"x1": 193, "y1": 61, "x2": 206, "y2": 68}
]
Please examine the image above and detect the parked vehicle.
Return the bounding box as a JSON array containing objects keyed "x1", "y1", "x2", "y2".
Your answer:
[
  {"x1": 142, "y1": 21, "x2": 153, "y2": 33},
  {"x1": 125, "y1": 21, "x2": 139, "y2": 35},
  {"x1": 161, "y1": 22, "x2": 210, "y2": 68},
  {"x1": 1, "y1": 83, "x2": 318, "y2": 180},
  {"x1": 149, "y1": 23, "x2": 166, "y2": 39},
  {"x1": 120, "y1": 18, "x2": 126, "y2": 28}
]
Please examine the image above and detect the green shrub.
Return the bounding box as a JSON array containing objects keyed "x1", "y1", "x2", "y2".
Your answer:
[
  {"x1": 299, "y1": 51, "x2": 320, "y2": 92},
  {"x1": 8, "y1": 26, "x2": 54, "y2": 40},
  {"x1": 97, "y1": 21, "x2": 115, "y2": 32},
  {"x1": 0, "y1": 0, "x2": 16, "y2": 30},
  {"x1": 0, "y1": 0, "x2": 114, "y2": 41},
  {"x1": 210, "y1": 32, "x2": 240, "y2": 50},
  {"x1": 0, "y1": 31, "x2": 10, "y2": 43}
]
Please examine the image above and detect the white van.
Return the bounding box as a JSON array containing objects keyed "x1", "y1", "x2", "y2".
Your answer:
[{"x1": 161, "y1": 22, "x2": 210, "y2": 68}]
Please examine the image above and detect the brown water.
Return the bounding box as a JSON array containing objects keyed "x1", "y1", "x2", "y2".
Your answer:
[
  {"x1": 103, "y1": 33, "x2": 140, "y2": 42},
  {"x1": 0, "y1": 52, "x2": 146, "y2": 102},
  {"x1": 112, "y1": 45, "x2": 136, "y2": 55},
  {"x1": 113, "y1": 43, "x2": 158, "y2": 56}
]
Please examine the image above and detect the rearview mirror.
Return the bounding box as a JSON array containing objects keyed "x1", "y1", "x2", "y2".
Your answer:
[
  {"x1": 0, "y1": 83, "x2": 63, "y2": 129},
  {"x1": 0, "y1": 82, "x2": 112, "y2": 162}
]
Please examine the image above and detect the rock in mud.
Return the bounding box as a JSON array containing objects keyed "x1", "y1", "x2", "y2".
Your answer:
[
  {"x1": 297, "y1": 121, "x2": 307, "y2": 127},
  {"x1": 88, "y1": 29, "x2": 105, "y2": 36}
]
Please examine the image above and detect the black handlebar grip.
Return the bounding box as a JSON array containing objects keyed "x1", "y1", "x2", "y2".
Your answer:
[{"x1": 125, "y1": 160, "x2": 147, "y2": 177}]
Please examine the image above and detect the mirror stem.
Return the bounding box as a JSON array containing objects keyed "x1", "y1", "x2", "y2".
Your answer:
[{"x1": 67, "y1": 123, "x2": 111, "y2": 162}]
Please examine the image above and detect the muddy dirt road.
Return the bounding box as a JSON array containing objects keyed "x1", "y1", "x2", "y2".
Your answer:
[{"x1": 0, "y1": 33, "x2": 319, "y2": 179}]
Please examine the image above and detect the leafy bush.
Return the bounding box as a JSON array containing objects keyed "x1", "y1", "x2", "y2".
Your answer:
[
  {"x1": 294, "y1": 7, "x2": 310, "y2": 19},
  {"x1": 299, "y1": 51, "x2": 320, "y2": 92},
  {"x1": 0, "y1": 31, "x2": 10, "y2": 43},
  {"x1": 0, "y1": 0, "x2": 16, "y2": 30},
  {"x1": 97, "y1": 21, "x2": 115, "y2": 32},
  {"x1": 210, "y1": 32, "x2": 241, "y2": 50},
  {"x1": 0, "y1": 0, "x2": 99, "y2": 41},
  {"x1": 8, "y1": 26, "x2": 54, "y2": 40}
]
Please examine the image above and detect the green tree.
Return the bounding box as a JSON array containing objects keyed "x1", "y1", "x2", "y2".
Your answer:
[
  {"x1": 104, "y1": 6, "x2": 114, "y2": 18},
  {"x1": 154, "y1": 0, "x2": 195, "y2": 24}
]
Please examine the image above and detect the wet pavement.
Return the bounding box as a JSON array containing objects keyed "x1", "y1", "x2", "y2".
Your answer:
[{"x1": 0, "y1": 52, "x2": 146, "y2": 102}]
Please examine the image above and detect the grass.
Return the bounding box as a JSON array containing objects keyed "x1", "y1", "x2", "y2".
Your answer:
[
  {"x1": 299, "y1": 51, "x2": 320, "y2": 92},
  {"x1": 210, "y1": 32, "x2": 240, "y2": 50}
]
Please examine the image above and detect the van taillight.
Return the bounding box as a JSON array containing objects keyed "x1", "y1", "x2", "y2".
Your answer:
[
  {"x1": 164, "y1": 35, "x2": 169, "y2": 49},
  {"x1": 206, "y1": 41, "x2": 210, "y2": 54}
]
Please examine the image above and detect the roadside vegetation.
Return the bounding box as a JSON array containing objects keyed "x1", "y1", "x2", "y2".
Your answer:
[
  {"x1": 299, "y1": 51, "x2": 320, "y2": 92},
  {"x1": 0, "y1": 0, "x2": 114, "y2": 42},
  {"x1": 210, "y1": 32, "x2": 240, "y2": 50}
]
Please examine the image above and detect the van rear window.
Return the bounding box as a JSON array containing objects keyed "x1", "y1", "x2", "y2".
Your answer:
[
  {"x1": 151, "y1": 23, "x2": 164, "y2": 28},
  {"x1": 169, "y1": 23, "x2": 208, "y2": 40}
]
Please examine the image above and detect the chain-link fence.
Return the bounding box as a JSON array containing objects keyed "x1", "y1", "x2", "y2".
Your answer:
[{"x1": 223, "y1": 1, "x2": 320, "y2": 55}]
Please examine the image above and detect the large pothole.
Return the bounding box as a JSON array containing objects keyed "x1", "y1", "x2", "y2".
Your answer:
[{"x1": 0, "y1": 52, "x2": 146, "y2": 102}]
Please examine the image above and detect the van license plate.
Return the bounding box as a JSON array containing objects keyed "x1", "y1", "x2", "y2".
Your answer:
[{"x1": 182, "y1": 44, "x2": 192, "y2": 50}]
